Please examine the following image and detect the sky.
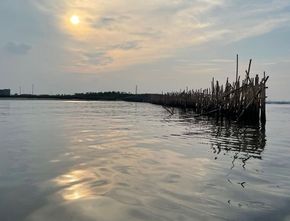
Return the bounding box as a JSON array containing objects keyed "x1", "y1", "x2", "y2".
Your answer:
[{"x1": 0, "y1": 0, "x2": 290, "y2": 100}]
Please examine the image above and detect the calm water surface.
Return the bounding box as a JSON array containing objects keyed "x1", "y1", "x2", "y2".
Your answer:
[{"x1": 0, "y1": 100, "x2": 290, "y2": 221}]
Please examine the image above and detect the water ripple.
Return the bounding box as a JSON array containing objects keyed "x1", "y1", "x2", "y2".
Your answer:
[{"x1": 0, "y1": 100, "x2": 290, "y2": 221}]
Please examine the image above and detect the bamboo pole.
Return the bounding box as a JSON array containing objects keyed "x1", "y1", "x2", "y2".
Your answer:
[
  {"x1": 261, "y1": 72, "x2": 267, "y2": 123},
  {"x1": 236, "y1": 54, "x2": 239, "y2": 84}
]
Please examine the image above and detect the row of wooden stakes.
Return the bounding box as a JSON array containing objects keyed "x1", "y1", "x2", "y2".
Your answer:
[{"x1": 150, "y1": 56, "x2": 269, "y2": 124}]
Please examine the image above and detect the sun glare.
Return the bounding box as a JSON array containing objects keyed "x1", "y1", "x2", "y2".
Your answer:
[{"x1": 70, "y1": 15, "x2": 80, "y2": 25}]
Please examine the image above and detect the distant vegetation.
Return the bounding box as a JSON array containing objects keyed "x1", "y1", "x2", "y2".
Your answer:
[
  {"x1": 1, "y1": 92, "x2": 289, "y2": 105},
  {"x1": 0, "y1": 91, "x2": 153, "y2": 103},
  {"x1": 267, "y1": 101, "x2": 290, "y2": 104}
]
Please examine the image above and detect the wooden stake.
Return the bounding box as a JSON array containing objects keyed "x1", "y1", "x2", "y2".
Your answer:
[{"x1": 236, "y1": 54, "x2": 239, "y2": 85}]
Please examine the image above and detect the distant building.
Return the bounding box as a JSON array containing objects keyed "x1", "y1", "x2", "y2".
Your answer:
[{"x1": 0, "y1": 89, "x2": 11, "y2": 96}]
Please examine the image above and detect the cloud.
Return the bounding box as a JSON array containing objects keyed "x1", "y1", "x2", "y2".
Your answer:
[
  {"x1": 94, "y1": 17, "x2": 116, "y2": 27},
  {"x1": 90, "y1": 16, "x2": 131, "y2": 29},
  {"x1": 3, "y1": 42, "x2": 32, "y2": 55},
  {"x1": 31, "y1": 0, "x2": 290, "y2": 74},
  {"x1": 112, "y1": 41, "x2": 140, "y2": 50},
  {"x1": 82, "y1": 52, "x2": 113, "y2": 66}
]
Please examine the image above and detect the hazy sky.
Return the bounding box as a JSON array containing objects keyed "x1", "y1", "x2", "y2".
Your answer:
[{"x1": 0, "y1": 0, "x2": 290, "y2": 100}]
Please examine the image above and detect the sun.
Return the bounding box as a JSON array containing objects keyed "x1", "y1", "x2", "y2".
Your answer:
[{"x1": 70, "y1": 15, "x2": 80, "y2": 25}]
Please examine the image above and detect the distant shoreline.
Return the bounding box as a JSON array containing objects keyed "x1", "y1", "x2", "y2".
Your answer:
[
  {"x1": 0, "y1": 93, "x2": 289, "y2": 105},
  {"x1": 266, "y1": 101, "x2": 290, "y2": 104},
  {"x1": 0, "y1": 92, "x2": 153, "y2": 103}
]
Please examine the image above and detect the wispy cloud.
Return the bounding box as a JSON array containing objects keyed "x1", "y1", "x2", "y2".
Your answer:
[
  {"x1": 82, "y1": 52, "x2": 113, "y2": 66},
  {"x1": 30, "y1": 0, "x2": 290, "y2": 74},
  {"x1": 3, "y1": 42, "x2": 32, "y2": 55}
]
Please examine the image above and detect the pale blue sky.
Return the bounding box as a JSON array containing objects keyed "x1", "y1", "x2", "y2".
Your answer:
[{"x1": 0, "y1": 0, "x2": 289, "y2": 100}]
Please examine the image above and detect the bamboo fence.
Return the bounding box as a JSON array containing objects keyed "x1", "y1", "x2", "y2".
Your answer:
[{"x1": 150, "y1": 56, "x2": 269, "y2": 123}]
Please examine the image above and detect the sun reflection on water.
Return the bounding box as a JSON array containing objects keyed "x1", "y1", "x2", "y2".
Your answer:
[
  {"x1": 11, "y1": 101, "x2": 286, "y2": 221},
  {"x1": 53, "y1": 168, "x2": 116, "y2": 200}
]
